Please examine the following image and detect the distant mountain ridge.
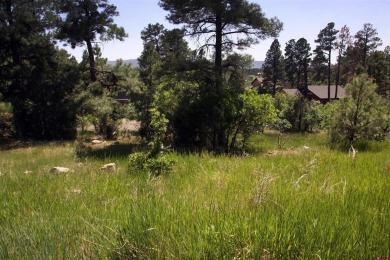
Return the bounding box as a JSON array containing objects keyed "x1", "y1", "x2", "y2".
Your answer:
[{"x1": 108, "y1": 59, "x2": 264, "y2": 69}]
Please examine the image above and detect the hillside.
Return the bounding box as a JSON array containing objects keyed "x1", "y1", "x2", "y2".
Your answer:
[{"x1": 108, "y1": 59, "x2": 264, "y2": 69}]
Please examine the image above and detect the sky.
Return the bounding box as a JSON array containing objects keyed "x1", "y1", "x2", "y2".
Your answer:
[{"x1": 63, "y1": 0, "x2": 390, "y2": 63}]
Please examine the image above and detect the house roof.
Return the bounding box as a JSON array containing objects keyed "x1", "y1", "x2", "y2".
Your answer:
[
  {"x1": 307, "y1": 85, "x2": 345, "y2": 100},
  {"x1": 251, "y1": 77, "x2": 262, "y2": 86},
  {"x1": 281, "y1": 88, "x2": 302, "y2": 96}
]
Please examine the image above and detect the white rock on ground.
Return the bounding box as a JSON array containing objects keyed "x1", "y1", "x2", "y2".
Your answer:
[
  {"x1": 50, "y1": 167, "x2": 71, "y2": 173},
  {"x1": 91, "y1": 140, "x2": 105, "y2": 144},
  {"x1": 101, "y1": 163, "x2": 116, "y2": 171}
]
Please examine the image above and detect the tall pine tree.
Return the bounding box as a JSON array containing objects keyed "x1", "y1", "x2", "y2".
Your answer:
[
  {"x1": 284, "y1": 39, "x2": 297, "y2": 88},
  {"x1": 354, "y1": 23, "x2": 382, "y2": 67},
  {"x1": 262, "y1": 39, "x2": 284, "y2": 96},
  {"x1": 56, "y1": 0, "x2": 127, "y2": 82},
  {"x1": 295, "y1": 38, "x2": 311, "y2": 95},
  {"x1": 159, "y1": 0, "x2": 282, "y2": 151},
  {"x1": 315, "y1": 22, "x2": 339, "y2": 101}
]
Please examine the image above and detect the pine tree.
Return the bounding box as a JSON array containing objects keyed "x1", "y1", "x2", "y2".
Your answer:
[
  {"x1": 315, "y1": 22, "x2": 339, "y2": 101},
  {"x1": 284, "y1": 39, "x2": 297, "y2": 88},
  {"x1": 159, "y1": 0, "x2": 282, "y2": 151},
  {"x1": 354, "y1": 23, "x2": 382, "y2": 67},
  {"x1": 262, "y1": 39, "x2": 284, "y2": 96},
  {"x1": 295, "y1": 38, "x2": 311, "y2": 95},
  {"x1": 56, "y1": 0, "x2": 127, "y2": 82},
  {"x1": 0, "y1": 0, "x2": 80, "y2": 139},
  {"x1": 335, "y1": 25, "x2": 352, "y2": 98}
]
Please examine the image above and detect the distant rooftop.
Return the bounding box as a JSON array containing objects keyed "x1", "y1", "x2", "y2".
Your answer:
[{"x1": 308, "y1": 85, "x2": 345, "y2": 100}]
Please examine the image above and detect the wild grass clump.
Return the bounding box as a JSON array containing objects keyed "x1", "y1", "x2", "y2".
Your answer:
[{"x1": 0, "y1": 133, "x2": 389, "y2": 259}]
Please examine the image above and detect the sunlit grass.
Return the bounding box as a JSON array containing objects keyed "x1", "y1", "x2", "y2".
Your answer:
[{"x1": 0, "y1": 134, "x2": 389, "y2": 259}]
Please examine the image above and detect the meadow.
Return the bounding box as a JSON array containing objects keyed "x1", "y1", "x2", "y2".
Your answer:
[{"x1": 0, "y1": 132, "x2": 389, "y2": 259}]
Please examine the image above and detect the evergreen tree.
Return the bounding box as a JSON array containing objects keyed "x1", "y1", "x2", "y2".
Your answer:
[
  {"x1": 136, "y1": 23, "x2": 191, "y2": 139},
  {"x1": 262, "y1": 39, "x2": 284, "y2": 96},
  {"x1": 295, "y1": 38, "x2": 311, "y2": 94},
  {"x1": 159, "y1": 0, "x2": 282, "y2": 151},
  {"x1": 56, "y1": 0, "x2": 127, "y2": 82},
  {"x1": 366, "y1": 47, "x2": 390, "y2": 98},
  {"x1": 334, "y1": 25, "x2": 352, "y2": 98},
  {"x1": 0, "y1": 0, "x2": 80, "y2": 140},
  {"x1": 330, "y1": 74, "x2": 388, "y2": 144},
  {"x1": 314, "y1": 22, "x2": 339, "y2": 101},
  {"x1": 311, "y1": 47, "x2": 328, "y2": 84},
  {"x1": 354, "y1": 23, "x2": 382, "y2": 67},
  {"x1": 284, "y1": 39, "x2": 297, "y2": 88}
]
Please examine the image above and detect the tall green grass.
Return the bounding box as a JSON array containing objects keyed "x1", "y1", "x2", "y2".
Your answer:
[{"x1": 0, "y1": 134, "x2": 389, "y2": 259}]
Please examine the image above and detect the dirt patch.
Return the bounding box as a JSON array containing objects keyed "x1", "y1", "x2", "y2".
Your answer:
[
  {"x1": 267, "y1": 146, "x2": 311, "y2": 156},
  {"x1": 119, "y1": 119, "x2": 140, "y2": 132}
]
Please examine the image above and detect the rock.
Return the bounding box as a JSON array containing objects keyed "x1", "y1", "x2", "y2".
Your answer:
[
  {"x1": 101, "y1": 163, "x2": 116, "y2": 171},
  {"x1": 91, "y1": 140, "x2": 105, "y2": 144},
  {"x1": 72, "y1": 189, "x2": 81, "y2": 194},
  {"x1": 50, "y1": 167, "x2": 70, "y2": 173}
]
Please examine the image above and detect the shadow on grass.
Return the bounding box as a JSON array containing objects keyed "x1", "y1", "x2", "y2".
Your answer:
[
  {"x1": 76, "y1": 142, "x2": 138, "y2": 159},
  {"x1": 0, "y1": 140, "x2": 70, "y2": 151}
]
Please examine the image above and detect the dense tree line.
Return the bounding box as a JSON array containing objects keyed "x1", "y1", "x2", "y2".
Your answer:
[
  {"x1": 1, "y1": 0, "x2": 389, "y2": 150},
  {"x1": 0, "y1": 0, "x2": 131, "y2": 140},
  {"x1": 261, "y1": 22, "x2": 389, "y2": 100}
]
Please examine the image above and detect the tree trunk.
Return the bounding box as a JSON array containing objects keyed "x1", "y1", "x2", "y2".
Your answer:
[
  {"x1": 86, "y1": 39, "x2": 97, "y2": 82},
  {"x1": 328, "y1": 49, "x2": 331, "y2": 102},
  {"x1": 304, "y1": 59, "x2": 308, "y2": 97},
  {"x1": 5, "y1": 0, "x2": 25, "y2": 138},
  {"x1": 214, "y1": 11, "x2": 226, "y2": 152},
  {"x1": 272, "y1": 62, "x2": 277, "y2": 97},
  {"x1": 215, "y1": 13, "x2": 223, "y2": 92},
  {"x1": 335, "y1": 54, "x2": 341, "y2": 99}
]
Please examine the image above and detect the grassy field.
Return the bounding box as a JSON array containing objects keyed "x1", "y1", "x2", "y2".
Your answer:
[{"x1": 0, "y1": 132, "x2": 389, "y2": 259}]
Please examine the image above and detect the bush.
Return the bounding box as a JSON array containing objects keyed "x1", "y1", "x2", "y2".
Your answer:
[
  {"x1": 129, "y1": 109, "x2": 175, "y2": 177},
  {"x1": 0, "y1": 102, "x2": 15, "y2": 140},
  {"x1": 329, "y1": 74, "x2": 389, "y2": 144}
]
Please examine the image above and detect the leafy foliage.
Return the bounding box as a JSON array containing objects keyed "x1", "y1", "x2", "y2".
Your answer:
[
  {"x1": 135, "y1": 24, "x2": 191, "y2": 140},
  {"x1": 129, "y1": 109, "x2": 175, "y2": 177},
  {"x1": 159, "y1": 0, "x2": 282, "y2": 151},
  {"x1": 227, "y1": 89, "x2": 276, "y2": 152},
  {"x1": 75, "y1": 52, "x2": 137, "y2": 139},
  {"x1": 0, "y1": 102, "x2": 15, "y2": 140},
  {"x1": 329, "y1": 74, "x2": 389, "y2": 144}
]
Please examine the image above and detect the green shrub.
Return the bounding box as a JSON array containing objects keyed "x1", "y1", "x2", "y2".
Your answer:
[
  {"x1": 129, "y1": 108, "x2": 175, "y2": 176},
  {"x1": 128, "y1": 152, "x2": 149, "y2": 171},
  {"x1": 0, "y1": 102, "x2": 15, "y2": 140}
]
